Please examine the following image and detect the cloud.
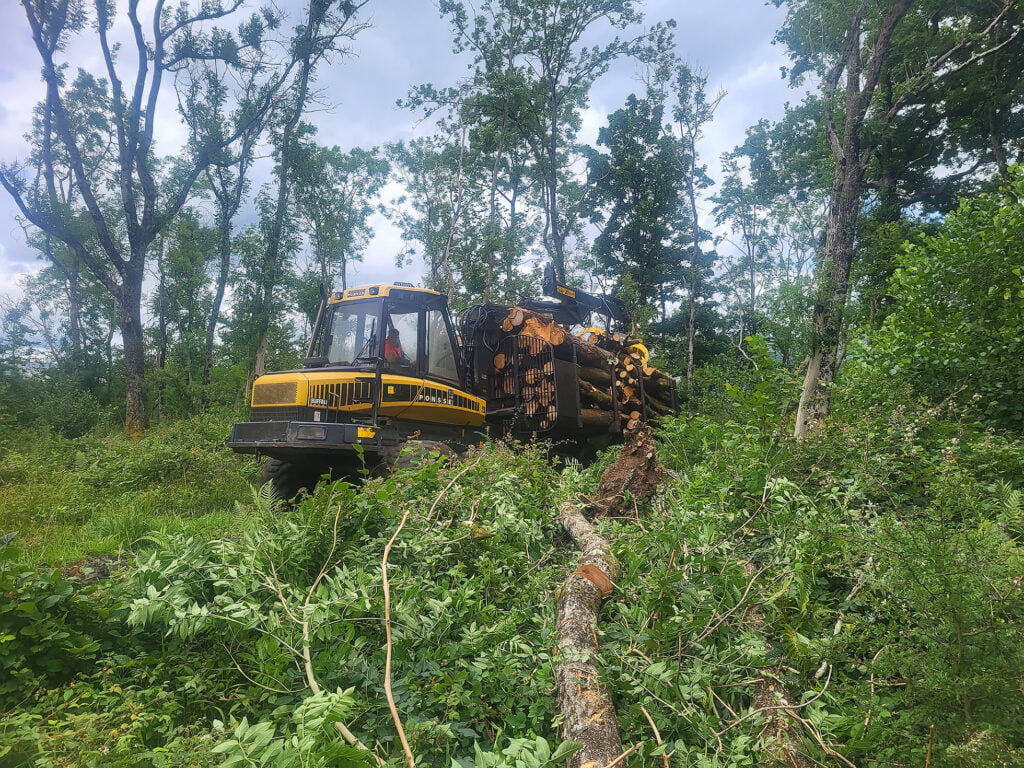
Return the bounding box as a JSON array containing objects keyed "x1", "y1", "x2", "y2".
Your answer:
[{"x1": 0, "y1": 0, "x2": 800, "y2": 304}]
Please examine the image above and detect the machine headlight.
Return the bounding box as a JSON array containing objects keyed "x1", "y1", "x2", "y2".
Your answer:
[{"x1": 295, "y1": 426, "x2": 327, "y2": 440}]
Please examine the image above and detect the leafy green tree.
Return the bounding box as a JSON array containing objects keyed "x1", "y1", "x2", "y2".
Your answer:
[
  {"x1": 292, "y1": 143, "x2": 388, "y2": 298},
  {"x1": 437, "y1": 0, "x2": 663, "y2": 282},
  {"x1": 584, "y1": 94, "x2": 688, "y2": 325},
  {"x1": 771, "y1": 0, "x2": 1024, "y2": 436},
  {"x1": 864, "y1": 173, "x2": 1024, "y2": 428},
  {"x1": 250, "y1": 3, "x2": 371, "y2": 378},
  {"x1": 713, "y1": 155, "x2": 778, "y2": 341},
  {"x1": 0, "y1": 0, "x2": 295, "y2": 435},
  {"x1": 402, "y1": 14, "x2": 541, "y2": 304},
  {"x1": 656, "y1": 63, "x2": 722, "y2": 399},
  {"x1": 150, "y1": 210, "x2": 217, "y2": 417},
  {"x1": 387, "y1": 137, "x2": 460, "y2": 294}
]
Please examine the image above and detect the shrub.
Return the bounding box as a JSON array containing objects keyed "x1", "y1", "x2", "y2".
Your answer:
[
  {"x1": 864, "y1": 171, "x2": 1024, "y2": 429},
  {"x1": 0, "y1": 533, "x2": 103, "y2": 706}
]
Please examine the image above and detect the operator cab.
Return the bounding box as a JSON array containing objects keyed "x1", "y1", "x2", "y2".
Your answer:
[{"x1": 308, "y1": 284, "x2": 464, "y2": 387}]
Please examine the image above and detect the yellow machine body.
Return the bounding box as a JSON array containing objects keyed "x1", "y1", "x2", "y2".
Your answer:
[{"x1": 250, "y1": 370, "x2": 486, "y2": 428}]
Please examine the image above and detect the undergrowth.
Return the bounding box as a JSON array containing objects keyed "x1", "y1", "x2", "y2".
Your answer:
[
  {"x1": 0, "y1": 409, "x2": 257, "y2": 564},
  {"x1": 2, "y1": 375, "x2": 1023, "y2": 767}
]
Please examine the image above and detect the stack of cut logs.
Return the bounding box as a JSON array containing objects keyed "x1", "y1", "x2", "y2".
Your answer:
[{"x1": 494, "y1": 306, "x2": 677, "y2": 434}]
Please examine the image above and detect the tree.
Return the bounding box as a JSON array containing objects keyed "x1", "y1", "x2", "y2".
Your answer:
[
  {"x1": 387, "y1": 137, "x2": 459, "y2": 295},
  {"x1": 402, "y1": 11, "x2": 540, "y2": 304},
  {"x1": 774, "y1": 0, "x2": 1024, "y2": 437},
  {"x1": 437, "y1": 0, "x2": 662, "y2": 282},
  {"x1": 664, "y1": 63, "x2": 722, "y2": 402},
  {"x1": 292, "y1": 143, "x2": 388, "y2": 303},
  {"x1": 0, "y1": 0, "x2": 292, "y2": 434},
  {"x1": 865, "y1": 173, "x2": 1024, "y2": 429},
  {"x1": 197, "y1": 12, "x2": 295, "y2": 391},
  {"x1": 250, "y1": 0, "x2": 371, "y2": 379},
  {"x1": 150, "y1": 209, "x2": 216, "y2": 416},
  {"x1": 584, "y1": 93, "x2": 687, "y2": 324},
  {"x1": 713, "y1": 155, "x2": 777, "y2": 342}
]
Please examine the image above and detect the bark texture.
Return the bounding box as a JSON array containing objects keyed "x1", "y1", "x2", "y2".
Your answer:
[
  {"x1": 555, "y1": 500, "x2": 624, "y2": 768},
  {"x1": 751, "y1": 668, "x2": 812, "y2": 768}
]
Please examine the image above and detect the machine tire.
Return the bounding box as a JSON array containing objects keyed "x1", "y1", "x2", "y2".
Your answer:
[{"x1": 261, "y1": 458, "x2": 323, "y2": 502}]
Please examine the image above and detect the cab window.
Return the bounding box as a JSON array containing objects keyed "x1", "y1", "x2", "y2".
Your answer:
[
  {"x1": 427, "y1": 310, "x2": 459, "y2": 382},
  {"x1": 384, "y1": 310, "x2": 421, "y2": 374},
  {"x1": 325, "y1": 305, "x2": 378, "y2": 364}
]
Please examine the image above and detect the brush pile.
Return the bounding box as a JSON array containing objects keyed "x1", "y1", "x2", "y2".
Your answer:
[{"x1": 492, "y1": 306, "x2": 677, "y2": 434}]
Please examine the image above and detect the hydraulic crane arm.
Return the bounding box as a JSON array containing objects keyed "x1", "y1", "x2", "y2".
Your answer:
[{"x1": 517, "y1": 263, "x2": 632, "y2": 329}]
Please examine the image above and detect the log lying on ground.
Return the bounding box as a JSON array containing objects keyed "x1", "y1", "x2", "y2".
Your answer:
[
  {"x1": 555, "y1": 499, "x2": 624, "y2": 768},
  {"x1": 743, "y1": 562, "x2": 814, "y2": 768}
]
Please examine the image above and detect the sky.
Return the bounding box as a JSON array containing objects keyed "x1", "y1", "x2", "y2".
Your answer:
[{"x1": 0, "y1": 0, "x2": 801, "y2": 298}]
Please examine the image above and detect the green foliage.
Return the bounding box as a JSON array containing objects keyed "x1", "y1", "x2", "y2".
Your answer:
[
  {"x1": 210, "y1": 692, "x2": 374, "y2": 767},
  {"x1": 0, "y1": 533, "x2": 102, "y2": 705},
  {"x1": 584, "y1": 93, "x2": 690, "y2": 318},
  {"x1": 2, "y1": 398, "x2": 1023, "y2": 767},
  {"x1": 462, "y1": 735, "x2": 580, "y2": 767},
  {"x1": 687, "y1": 335, "x2": 801, "y2": 427},
  {"x1": 863, "y1": 173, "x2": 1024, "y2": 428},
  {"x1": 0, "y1": 409, "x2": 257, "y2": 563},
  {"x1": 114, "y1": 442, "x2": 573, "y2": 764}
]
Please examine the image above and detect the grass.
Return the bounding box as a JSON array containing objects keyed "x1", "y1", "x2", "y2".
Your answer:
[{"x1": 0, "y1": 409, "x2": 259, "y2": 564}]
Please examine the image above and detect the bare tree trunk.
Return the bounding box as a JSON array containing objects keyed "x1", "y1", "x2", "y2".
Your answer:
[
  {"x1": 121, "y1": 275, "x2": 147, "y2": 437},
  {"x1": 67, "y1": 250, "x2": 82, "y2": 374},
  {"x1": 685, "y1": 139, "x2": 701, "y2": 411},
  {"x1": 794, "y1": 147, "x2": 864, "y2": 437},
  {"x1": 989, "y1": 109, "x2": 1010, "y2": 179},
  {"x1": 155, "y1": 237, "x2": 168, "y2": 418},
  {"x1": 254, "y1": 276, "x2": 274, "y2": 379},
  {"x1": 546, "y1": 89, "x2": 566, "y2": 282},
  {"x1": 484, "y1": 96, "x2": 510, "y2": 302},
  {"x1": 440, "y1": 120, "x2": 468, "y2": 301},
  {"x1": 749, "y1": 242, "x2": 757, "y2": 320},
  {"x1": 203, "y1": 215, "x2": 231, "y2": 388},
  {"x1": 686, "y1": 286, "x2": 696, "y2": 409},
  {"x1": 794, "y1": 0, "x2": 912, "y2": 437}
]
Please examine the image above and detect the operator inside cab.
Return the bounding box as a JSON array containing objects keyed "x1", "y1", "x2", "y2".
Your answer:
[{"x1": 384, "y1": 327, "x2": 411, "y2": 369}]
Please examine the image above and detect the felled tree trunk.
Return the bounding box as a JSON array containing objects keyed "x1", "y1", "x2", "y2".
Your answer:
[
  {"x1": 743, "y1": 563, "x2": 812, "y2": 768},
  {"x1": 554, "y1": 500, "x2": 624, "y2": 768}
]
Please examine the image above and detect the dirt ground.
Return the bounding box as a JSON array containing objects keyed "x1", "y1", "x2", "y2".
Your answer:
[{"x1": 593, "y1": 424, "x2": 664, "y2": 516}]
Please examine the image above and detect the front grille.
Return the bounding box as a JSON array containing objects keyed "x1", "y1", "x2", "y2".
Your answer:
[
  {"x1": 309, "y1": 381, "x2": 374, "y2": 409},
  {"x1": 250, "y1": 406, "x2": 308, "y2": 422},
  {"x1": 253, "y1": 381, "x2": 298, "y2": 405}
]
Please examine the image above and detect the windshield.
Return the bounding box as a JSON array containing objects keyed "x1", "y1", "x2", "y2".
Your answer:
[{"x1": 323, "y1": 304, "x2": 379, "y2": 364}]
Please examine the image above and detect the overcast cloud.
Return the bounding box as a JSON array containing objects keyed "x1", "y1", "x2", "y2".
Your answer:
[{"x1": 0, "y1": 0, "x2": 798, "y2": 296}]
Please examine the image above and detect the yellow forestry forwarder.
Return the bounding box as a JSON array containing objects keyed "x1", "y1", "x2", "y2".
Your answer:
[{"x1": 228, "y1": 264, "x2": 678, "y2": 498}]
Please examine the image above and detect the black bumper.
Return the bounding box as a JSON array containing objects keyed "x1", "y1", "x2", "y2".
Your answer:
[{"x1": 227, "y1": 421, "x2": 403, "y2": 456}]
